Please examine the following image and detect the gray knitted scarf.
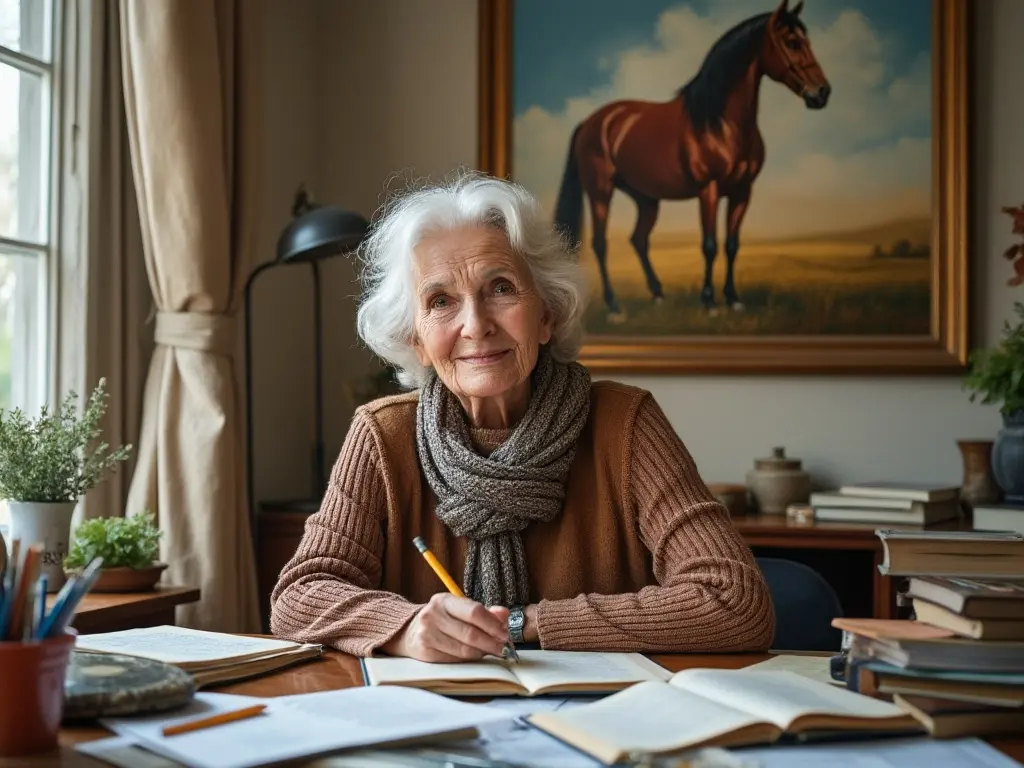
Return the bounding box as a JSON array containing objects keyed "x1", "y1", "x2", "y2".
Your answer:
[{"x1": 416, "y1": 348, "x2": 591, "y2": 606}]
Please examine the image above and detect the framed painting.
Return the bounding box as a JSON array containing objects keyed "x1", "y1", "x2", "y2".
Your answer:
[{"x1": 478, "y1": 0, "x2": 969, "y2": 374}]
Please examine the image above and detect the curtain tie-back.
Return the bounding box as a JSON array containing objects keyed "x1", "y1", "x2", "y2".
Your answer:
[{"x1": 155, "y1": 311, "x2": 236, "y2": 356}]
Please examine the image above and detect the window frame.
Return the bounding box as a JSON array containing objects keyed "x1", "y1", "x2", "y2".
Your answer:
[{"x1": 0, "y1": 0, "x2": 65, "y2": 533}]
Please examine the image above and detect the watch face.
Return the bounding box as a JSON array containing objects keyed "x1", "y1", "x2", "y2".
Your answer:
[{"x1": 509, "y1": 608, "x2": 525, "y2": 629}]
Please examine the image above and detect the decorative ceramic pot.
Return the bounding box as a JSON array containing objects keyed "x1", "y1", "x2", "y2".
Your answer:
[
  {"x1": 7, "y1": 500, "x2": 77, "y2": 592},
  {"x1": 81, "y1": 563, "x2": 168, "y2": 593},
  {"x1": 993, "y1": 410, "x2": 1024, "y2": 504},
  {"x1": 746, "y1": 447, "x2": 811, "y2": 515},
  {"x1": 956, "y1": 439, "x2": 1002, "y2": 514}
]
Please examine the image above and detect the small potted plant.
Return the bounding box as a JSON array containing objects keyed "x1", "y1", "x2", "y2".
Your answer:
[
  {"x1": 0, "y1": 378, "x2": 131, "y2": 590},
  {"x1": 963, "y1": 301, "x2": 1024, "y2": 504},
  {"x1": 63, "y1": 511, "x2": 165, "y2": 592}
]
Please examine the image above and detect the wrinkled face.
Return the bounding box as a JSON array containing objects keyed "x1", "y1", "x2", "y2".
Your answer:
[{"x1": 412, "y1": 224, "x2": 552, "y2": 401}]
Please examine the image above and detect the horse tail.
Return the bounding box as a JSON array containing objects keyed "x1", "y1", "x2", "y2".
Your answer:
[{"x1": 554, "y1": 125, "x2": 583, "y2": 246}]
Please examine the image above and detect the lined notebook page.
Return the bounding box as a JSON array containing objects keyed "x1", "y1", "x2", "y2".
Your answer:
[
  {"x1": 75, "y1": 626, "x2": 302, "y2": 665},
  {"x1": 364, "y1": 656, "x2": 521, "y2": 686},
  {"x1": 511, "y1": 650, "x2": 670, "y2": 693}
]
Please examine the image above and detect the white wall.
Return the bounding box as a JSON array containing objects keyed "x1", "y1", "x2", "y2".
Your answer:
[{"x1": 250, "y1": 0, "x2": 1024, "y2": 500}]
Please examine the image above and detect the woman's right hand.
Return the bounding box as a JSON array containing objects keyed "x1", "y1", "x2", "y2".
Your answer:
[{"x1": 382, "y1": 593, "x2": 510, "y2": 662}]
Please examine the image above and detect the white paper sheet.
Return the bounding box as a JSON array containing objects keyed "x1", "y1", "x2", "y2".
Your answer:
[
  {"x1": 736, "y1": 737, "x2": 1023, "y2": 768},
  {"x1": 94, "y1": 689, "x2": 515, "y2": 768}
]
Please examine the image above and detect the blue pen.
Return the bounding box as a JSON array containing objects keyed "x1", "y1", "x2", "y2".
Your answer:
[
  {"x1": 33, "y1": 574, "x2": 48, "y2": 639},
  {"x1": 39, "y1": 555, "x2": 104, "y2": 638}
]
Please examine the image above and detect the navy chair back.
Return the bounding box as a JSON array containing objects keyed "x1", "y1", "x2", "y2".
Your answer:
[{"x1": 755, "y1": 556, "x2": 844, "y2": 651}]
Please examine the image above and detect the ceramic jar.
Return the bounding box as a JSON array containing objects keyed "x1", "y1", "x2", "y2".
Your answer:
[
  {"x1": 993, "y1": 410, "x2": 1024, "y2": 505},
  {"x1": 746, "y1": 447, "x2": 811, "y2": 515}
]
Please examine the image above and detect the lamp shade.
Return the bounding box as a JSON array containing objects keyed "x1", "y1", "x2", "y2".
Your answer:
[{"x1": 276, "y1": 205, "x2": 369, "y2": 263}]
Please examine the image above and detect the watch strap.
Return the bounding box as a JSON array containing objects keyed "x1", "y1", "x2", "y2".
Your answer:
[{"x1": 508, "y1": 604, "x2": 525, "y2": 644}]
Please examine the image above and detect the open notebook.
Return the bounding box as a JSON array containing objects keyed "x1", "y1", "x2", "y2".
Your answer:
[
  {"x1": 73, "y1": 625, "x2": 323, "y2": 687},
  {"x1": 527, "y1": 668, "x2": 921, "y2": 765},
  {"x1": 362, "y1": 650, "x2": 672, "y2": 696}
]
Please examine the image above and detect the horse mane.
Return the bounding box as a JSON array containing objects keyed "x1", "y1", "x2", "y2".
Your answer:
[{"x1": 679, "y1": 10, "x2": 806, "y2": 133}]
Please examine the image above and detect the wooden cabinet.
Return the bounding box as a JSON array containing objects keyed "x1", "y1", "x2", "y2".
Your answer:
[{"x1": 256, "y1": 501, "x2": 318, "y2": 630}]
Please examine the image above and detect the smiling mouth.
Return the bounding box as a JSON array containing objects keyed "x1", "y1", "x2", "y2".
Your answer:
[{"x1": 458, "y1": 350, "x2": 511, "y2": 365}]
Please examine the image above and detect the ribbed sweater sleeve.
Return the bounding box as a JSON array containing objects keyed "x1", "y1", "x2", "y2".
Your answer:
[
  {"x1": 268, "y1": 409, "x2": 420, "y2": 656},
  {"x1": 535, "y1": 395, "x2": 776, "y2": 653}
]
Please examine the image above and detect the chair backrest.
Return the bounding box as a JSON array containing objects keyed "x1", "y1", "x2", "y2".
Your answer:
[{"x1": 755, "y1": 556, "x2": 844, "y2": 652}]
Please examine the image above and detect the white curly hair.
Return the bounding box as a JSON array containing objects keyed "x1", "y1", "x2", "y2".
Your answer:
[{"x1": 355, "y1": 171, "x2": 589, "y2": 388}]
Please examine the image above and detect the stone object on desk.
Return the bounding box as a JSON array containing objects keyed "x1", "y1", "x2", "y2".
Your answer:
[
  {"x1": 63, "y1": 650, "x2": 195, "y2": 721},
  {"x1": 706, "y1": 483, "x2": 750, "y2": 517},
  {"x1": 746, "y1": 446, "x2": 811, "y2": 515}
]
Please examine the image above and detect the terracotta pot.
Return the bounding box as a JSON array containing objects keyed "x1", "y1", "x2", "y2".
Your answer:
[
  {"x1": 0, "y1": 630, "x2": 77, "y2": 757},
  {"x1": 67, "y1": 562, "x2": 167, "y2": 593}
]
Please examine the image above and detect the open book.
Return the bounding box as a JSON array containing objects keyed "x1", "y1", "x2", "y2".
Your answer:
[
  {"x1": 526, "y1": 668, "x2": 920, "y2": 765},
  {"x1": 73, "y1": 625, "x2": 323, "y2": 687},
  {"x1": 362, "y1": 650, "x2": 671, "y2": 696}
]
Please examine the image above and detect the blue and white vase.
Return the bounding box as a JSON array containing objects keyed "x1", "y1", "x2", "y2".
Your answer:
[{"x1": 992, "y1": 410, "x2": 1024, "y2": 505}]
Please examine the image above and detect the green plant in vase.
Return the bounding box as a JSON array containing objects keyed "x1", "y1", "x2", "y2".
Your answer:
[
  {"x1": 64, "y1": 511, "x2": 166, "y2": 592},
  {"x1": 0, "y1": 378, "x2": 131, "y2": 590},
  {"x1": 964, "y1": 301, "x2": 1024, "y2": 504}
]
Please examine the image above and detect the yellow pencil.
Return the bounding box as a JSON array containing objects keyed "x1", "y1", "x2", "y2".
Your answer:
[
  {"x1": 412, "y1": 536, "x2": 518, "y2": 662},
  {"x1": 162, "y1": 704, "x2": 267, "y2": 737}
]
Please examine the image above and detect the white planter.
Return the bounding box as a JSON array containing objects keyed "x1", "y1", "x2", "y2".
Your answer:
[{"x1": 7, "y1": 500, "x2": 78, "y2": 592}]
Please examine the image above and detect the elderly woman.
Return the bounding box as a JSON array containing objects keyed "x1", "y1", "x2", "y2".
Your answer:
[{"x1": 270, "y1": 173, "x2": 774, "y2": 662}]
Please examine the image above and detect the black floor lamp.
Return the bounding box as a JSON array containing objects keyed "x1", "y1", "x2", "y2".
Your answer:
[{"x1": 244, "y1": 186, "x2": 368, "y2": 616}]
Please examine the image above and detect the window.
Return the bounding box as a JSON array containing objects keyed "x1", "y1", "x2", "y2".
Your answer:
[{"x1": 0, "y1": 0, "x2": 60, "y2": 530}]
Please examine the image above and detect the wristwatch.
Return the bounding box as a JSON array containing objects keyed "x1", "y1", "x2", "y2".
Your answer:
[{"x1": 508, "y1": 604, "x2": 525, "y2": 644}]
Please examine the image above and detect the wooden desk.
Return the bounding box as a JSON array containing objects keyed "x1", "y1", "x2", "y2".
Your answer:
[
  {"x1": 45, "y1": 650, "x2": 1024, "y2": 766},
  {"x1": 49, "y1": 585, "x2": 201, "y2": 635},
  {"x1": 732, "y1": 514, "x2": 973, "y2": 620}
]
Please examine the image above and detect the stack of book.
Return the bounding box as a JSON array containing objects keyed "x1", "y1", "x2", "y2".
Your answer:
[
  {"x1": 809, "y1": 481, "x2": 961, "y2": 526},
  {"x1": 73, "y1": 625, "x2": 323, "y2": 687},
  {"x1": 833, "y1": 529, "x2": 1024, "y2": 738}
]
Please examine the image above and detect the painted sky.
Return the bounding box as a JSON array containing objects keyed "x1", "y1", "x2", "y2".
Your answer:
[{"x1": 511, "y1": 0, "x2": 932, "y2": 240}]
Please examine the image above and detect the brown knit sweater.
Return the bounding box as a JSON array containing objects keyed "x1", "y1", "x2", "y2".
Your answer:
[{"x1": 270, "y1": 381, "x2": 775, "y2": 656}]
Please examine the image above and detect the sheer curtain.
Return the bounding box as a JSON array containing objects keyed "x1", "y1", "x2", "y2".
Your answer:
[
  {"x1": 56, "y1": 0, "x2": 149, "y2": 526},
  {"x1": 119, "y1": 0, "x2": 261, "y2": 632}
]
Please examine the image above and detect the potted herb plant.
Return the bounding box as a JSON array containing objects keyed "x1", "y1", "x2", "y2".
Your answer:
[
  {"x1": 63, "y1": 511, "x2": 165, "y2": 592},
  {"x1": 964, "y1": 301, "x2": 1024, "y2": 504},
  {"x1": 0, "y1": 379, "x2": 131, "y2": 590}
]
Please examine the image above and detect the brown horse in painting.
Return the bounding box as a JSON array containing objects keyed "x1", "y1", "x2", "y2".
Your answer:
[{"x1": 554, "y1": 0, "x2": 831, "y2": 318}]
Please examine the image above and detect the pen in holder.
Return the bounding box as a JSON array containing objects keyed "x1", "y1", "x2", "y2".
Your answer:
[{"x1": 0, "y1": 539, "x2": 103, "y2": 756}]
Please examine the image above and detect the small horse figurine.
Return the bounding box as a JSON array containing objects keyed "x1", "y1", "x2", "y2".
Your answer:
[{"x1": 554, "y1": 0, "x2": 831, "y2": 319}]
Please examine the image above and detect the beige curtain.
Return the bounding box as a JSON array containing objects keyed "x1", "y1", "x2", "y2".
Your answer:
[
  {"x1": 57, "y1": 0, "x2": 149, "y2": 524},
  {"x1": 119, "y1": 0, "x2": 261, "y2": 632}
]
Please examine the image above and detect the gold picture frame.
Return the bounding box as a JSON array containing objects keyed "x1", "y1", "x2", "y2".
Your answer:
[{"x1": 478, "y1": 0, "x2": 969, "y2": 375}]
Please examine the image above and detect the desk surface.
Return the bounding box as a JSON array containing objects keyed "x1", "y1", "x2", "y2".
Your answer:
[
  {"x1": 50, "y1": 585, "x2": 201, "y2": 634},
  {"x1": 43, "y1": 649, "x2": 1024, "y2": 766}
]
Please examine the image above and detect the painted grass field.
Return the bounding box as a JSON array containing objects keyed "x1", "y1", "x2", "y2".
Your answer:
[{"x1": 579, "y1": 227, "x2": 932, "y2": 337}]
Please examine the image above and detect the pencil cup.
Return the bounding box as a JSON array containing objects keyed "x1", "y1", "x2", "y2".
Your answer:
[{"x1": 0, "y1": 629, "x2": 76, "y2": 757}]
